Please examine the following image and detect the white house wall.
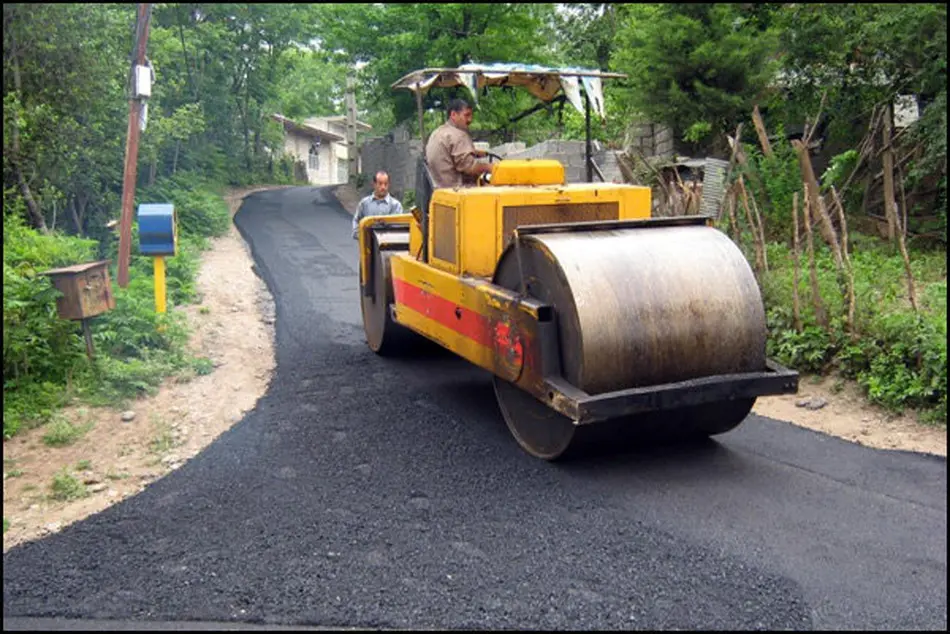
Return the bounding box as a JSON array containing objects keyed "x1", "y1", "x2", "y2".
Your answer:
[{"x1": 282, "y1": 130, "x2": 341, "y2": 185}]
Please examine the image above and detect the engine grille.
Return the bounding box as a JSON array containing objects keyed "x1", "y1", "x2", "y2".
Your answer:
[{"x1": 502, "y1": 202, "x2": 619, "y2": 247}]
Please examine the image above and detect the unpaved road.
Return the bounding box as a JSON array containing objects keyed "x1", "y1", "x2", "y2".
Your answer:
[{"x1": 4, "y1": 186, "x2": 946, "y2": 631}]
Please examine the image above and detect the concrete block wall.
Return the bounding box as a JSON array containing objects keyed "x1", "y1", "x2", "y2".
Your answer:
[
  {"x1": 359, "y1": 136, "x2": 423, "y2": 202},
  {"x1": 624, "y1": 123, "x2": 675, "y2": 159}
]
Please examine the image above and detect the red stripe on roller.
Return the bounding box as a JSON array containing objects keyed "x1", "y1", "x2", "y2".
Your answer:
[{"x1": 393, "y1": 278, "x2": 492, "y2": 348}]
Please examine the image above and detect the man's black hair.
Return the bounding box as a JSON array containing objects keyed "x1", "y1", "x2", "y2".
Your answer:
[{"x1": 446, "y1": 98, "x2": 471, "y2": 115}]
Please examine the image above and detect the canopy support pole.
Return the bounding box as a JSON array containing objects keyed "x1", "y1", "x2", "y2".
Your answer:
[
  {"x1": 415, "y1": 83, "x2": 426, "y2": 151},
  {"x1": 585, "y1": 92, "x2": 593, "y2": 183}
]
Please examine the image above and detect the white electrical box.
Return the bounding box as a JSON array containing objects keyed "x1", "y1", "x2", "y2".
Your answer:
[{"x1": 135, "y1": 65, "x2": 152, "y2": 98}]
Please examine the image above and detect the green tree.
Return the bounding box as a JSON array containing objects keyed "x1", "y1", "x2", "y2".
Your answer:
[{"x1": 610, "y1": 3, "x2": 780, "y2": 155}]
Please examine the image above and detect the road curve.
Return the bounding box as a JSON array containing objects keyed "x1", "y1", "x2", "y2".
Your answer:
[{"x1": 4, "y1": 186, "x2": 946, "y2": 631}]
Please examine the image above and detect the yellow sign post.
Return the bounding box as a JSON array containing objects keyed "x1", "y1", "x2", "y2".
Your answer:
[{"x1": 153, "y1": 255, "x2": 167, "y2": 313}]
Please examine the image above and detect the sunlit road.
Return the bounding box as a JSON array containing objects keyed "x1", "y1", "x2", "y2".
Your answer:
[{"x1": 4, "y1": 186, "x2": 946, "y2": 631}]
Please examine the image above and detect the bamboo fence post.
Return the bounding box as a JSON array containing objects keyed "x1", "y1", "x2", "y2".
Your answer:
[
  {"x1": 752, "y1": 104, "x2": 773, "y2": 158},
  {"x1": 830, "y1": 186, "x2": 857, "y2": 337},
  {"x1": 743, "y1": 178, "x2": 769, "y2": 271},
  {"x1": 737, "y1": 175, "x2": 765, "y2": 274},
  {"x1": 803, "y1": 190, "x2": 829, "y2": 328},
  {"x1": 791, "y1": 190, "x2": 802, "y2": 332},
  {"x1": 791, "y1": 139, "x2": 844, "y2": 268}
]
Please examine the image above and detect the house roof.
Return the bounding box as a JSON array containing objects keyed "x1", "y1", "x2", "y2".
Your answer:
[
  {"x1": 314, "y1": 115, "x2": 373, "y2": 132},
  {"x1": 271, "y1": 114, "x2": 345, "y2": 142}
]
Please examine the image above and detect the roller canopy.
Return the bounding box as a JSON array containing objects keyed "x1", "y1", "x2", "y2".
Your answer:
[{"x1": 390, "y1": 63, "x2": 627, "y2": 120}]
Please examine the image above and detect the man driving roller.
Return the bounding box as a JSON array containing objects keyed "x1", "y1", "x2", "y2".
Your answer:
[{"x1": 425, "y1": 98, "x2": 494, "y2": 189}]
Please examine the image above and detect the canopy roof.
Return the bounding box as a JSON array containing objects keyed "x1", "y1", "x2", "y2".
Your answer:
[{"x1": 391, "y1": 63, "x2": 627, "y2": 120}]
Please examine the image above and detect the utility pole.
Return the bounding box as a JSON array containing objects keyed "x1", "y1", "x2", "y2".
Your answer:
[
  {"x1": 117, "y1": 3, "x2": 153, "y2": 288},
  {"x1": 345, "y1": 73, "x2": 358, "y2": 181}
]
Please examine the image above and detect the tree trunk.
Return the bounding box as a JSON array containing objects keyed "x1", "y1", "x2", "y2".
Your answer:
[
  {"x1": 8, "y1": 19, "x2": 49, "y2": 234},
  {"x1": 172, "y1": 139, "x2": 180, "y2": 174},
  {"x1": 69, "y1": 198, "x2": 83, "y2": 237}
]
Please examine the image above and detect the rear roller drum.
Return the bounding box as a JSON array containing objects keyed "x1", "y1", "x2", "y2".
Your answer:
[{"x1": 360, "y1": 232, "x2": 413, "y2": 356}]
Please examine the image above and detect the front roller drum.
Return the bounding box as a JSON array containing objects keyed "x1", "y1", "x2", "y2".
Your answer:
[
  {"x1": 360, "y1": 231, "x2": 414, "y2": 355},
  {"x1": 494, "y1": 376, "x2": 755, "y2": 460},
  {"x1": 492, "y1": 224, "x2": 766, "y2": 460}
]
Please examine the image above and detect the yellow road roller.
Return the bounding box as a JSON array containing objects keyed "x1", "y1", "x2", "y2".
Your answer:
[{"x1": 357, "y1": 65, "x2": 799, "y2": 460}]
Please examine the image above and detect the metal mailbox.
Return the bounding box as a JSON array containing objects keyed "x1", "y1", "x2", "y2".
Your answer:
[
  {"x1": 41, "y1": 260, "x2": 116, "y2": 321},
  {"x1": 138, "y1": 203, "x2": 177, "y2": 256}
]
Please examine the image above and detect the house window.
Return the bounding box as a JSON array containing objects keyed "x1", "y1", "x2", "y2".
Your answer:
[{"x1": 309, "y1": 141, "x2": 320, "y2": 170}]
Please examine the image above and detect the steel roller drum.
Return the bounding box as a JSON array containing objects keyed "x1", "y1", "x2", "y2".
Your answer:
[{"x1": 496, "y1": 224, "x2": 767, "y2": 395}]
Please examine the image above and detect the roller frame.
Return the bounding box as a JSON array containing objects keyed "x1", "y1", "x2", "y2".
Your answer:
[{"x1": 490, "y1": 216, "x2": 800, "y2": 425}]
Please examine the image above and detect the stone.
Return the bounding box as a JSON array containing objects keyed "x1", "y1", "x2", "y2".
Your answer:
[
  {"x1": 804, "y1": 397, "x2": 828, "y2": 411},
  {"x1": 121, "y1": 411, "x2": 136, "y2": 422}
]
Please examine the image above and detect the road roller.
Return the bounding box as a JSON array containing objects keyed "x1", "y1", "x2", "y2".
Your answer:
[
  {"x1": 357, "y1": 64, "x2": 798, "y2": 459},
  {"x1": 357, "y1": 158, "x2": 799, "y2": 460}
]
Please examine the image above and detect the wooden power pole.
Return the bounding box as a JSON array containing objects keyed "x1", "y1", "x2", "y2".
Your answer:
[
  {"x1": 345, "y1": 73, "x2": 358, "y2": 181},
  {"x1": 117, "y1": 3, "x2": 153, "y2": 288}
]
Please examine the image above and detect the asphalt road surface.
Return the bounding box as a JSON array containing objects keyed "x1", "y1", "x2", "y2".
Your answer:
[{"x1": 4, "y1": 186, "x2": 946, "y2": 631}]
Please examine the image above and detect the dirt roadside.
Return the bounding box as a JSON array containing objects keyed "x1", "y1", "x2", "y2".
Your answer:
[{"x1": 3, "y1": 183, "x2": 945, "y2": 553}]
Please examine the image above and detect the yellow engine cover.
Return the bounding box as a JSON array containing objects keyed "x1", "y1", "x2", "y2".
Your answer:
[
  {"x1": 426, "y1": 181, "x2": 652, "y2": 279},
  {"x1": 491, "y1": 160, "x2": 565, "y2": 186}
]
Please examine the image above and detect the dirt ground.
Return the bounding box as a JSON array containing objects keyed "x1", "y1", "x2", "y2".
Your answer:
[{"x1": 3, "y1": 183, "x2": 945, "y2": 553}]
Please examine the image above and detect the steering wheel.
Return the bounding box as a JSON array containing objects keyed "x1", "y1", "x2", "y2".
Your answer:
[{"x1": 477, "y1": 152, "x2": 504, "y2": 186}]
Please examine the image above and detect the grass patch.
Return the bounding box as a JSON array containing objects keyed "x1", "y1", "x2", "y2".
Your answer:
[
  {"x1": 149, "y1": 417, "x2": 176, "y2": 454},
  {"x1": 105, "y1": 471, "x2": 131, "y2": 481},
  {"x1": 48, "y1": 470, "x2": 88, "y2": 502},
  {"x1": 3, "y1": 518, "x2": 9, "y2": 534},
  {"x1": 75, "y1": 459, "x2": 92, "y2": 471},
  {"x1": 5, "y1": 468, "x2": 25, "y2": 478},
  {"x1": 41, "y1": 415, "x2": 94, "y2": 447}
]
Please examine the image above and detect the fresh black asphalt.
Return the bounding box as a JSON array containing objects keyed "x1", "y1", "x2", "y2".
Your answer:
[{"x1": 3, "y1": 186, "x2": 946, "y2": 630}]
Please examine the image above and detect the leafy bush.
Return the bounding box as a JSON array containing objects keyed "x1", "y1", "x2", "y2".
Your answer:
[{"x1": 3, "y1": 176, "x2": 231, "y2": 439}]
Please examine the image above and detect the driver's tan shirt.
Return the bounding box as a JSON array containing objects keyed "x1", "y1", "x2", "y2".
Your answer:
[{"x1": 425, "y1": 120, "x2": 478, "y2": 189}]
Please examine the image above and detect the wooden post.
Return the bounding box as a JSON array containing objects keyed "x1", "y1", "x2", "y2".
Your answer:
[
  {"x1": 791, "y1": 191, "x2": 802, "y2": 332},
  {"x1": 737, "y1": 176, "x2": 765, "y2": 274},
  {"x1": 803, "y1": 193, "x2": 828, "y2": 328},
  {"x1": 881, "y1": 102, "x2": 898, "y2": 243},
  {"x1": 81, "y1": 318, "x2": 96, "y2": 360},
  {"x1": 752, "y1": 105, "x2": 773, "y2": 158},
  {"x1": 791, "y1": 139, "x2": 843, "y2": 268},
  {"x1": 830, "y1": 186, "x2": 856, "y2": 335},
  {"x1": 117, "y1": 3, "x2": 152, "y2": 288},
  {"x1": 345, "y1": 73, "x2": 358, "y2": 180}
]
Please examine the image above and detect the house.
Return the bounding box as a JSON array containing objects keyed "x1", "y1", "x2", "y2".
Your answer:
[{"x1": 271, "y1": 114, "x2": 373, "y2": 186}]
